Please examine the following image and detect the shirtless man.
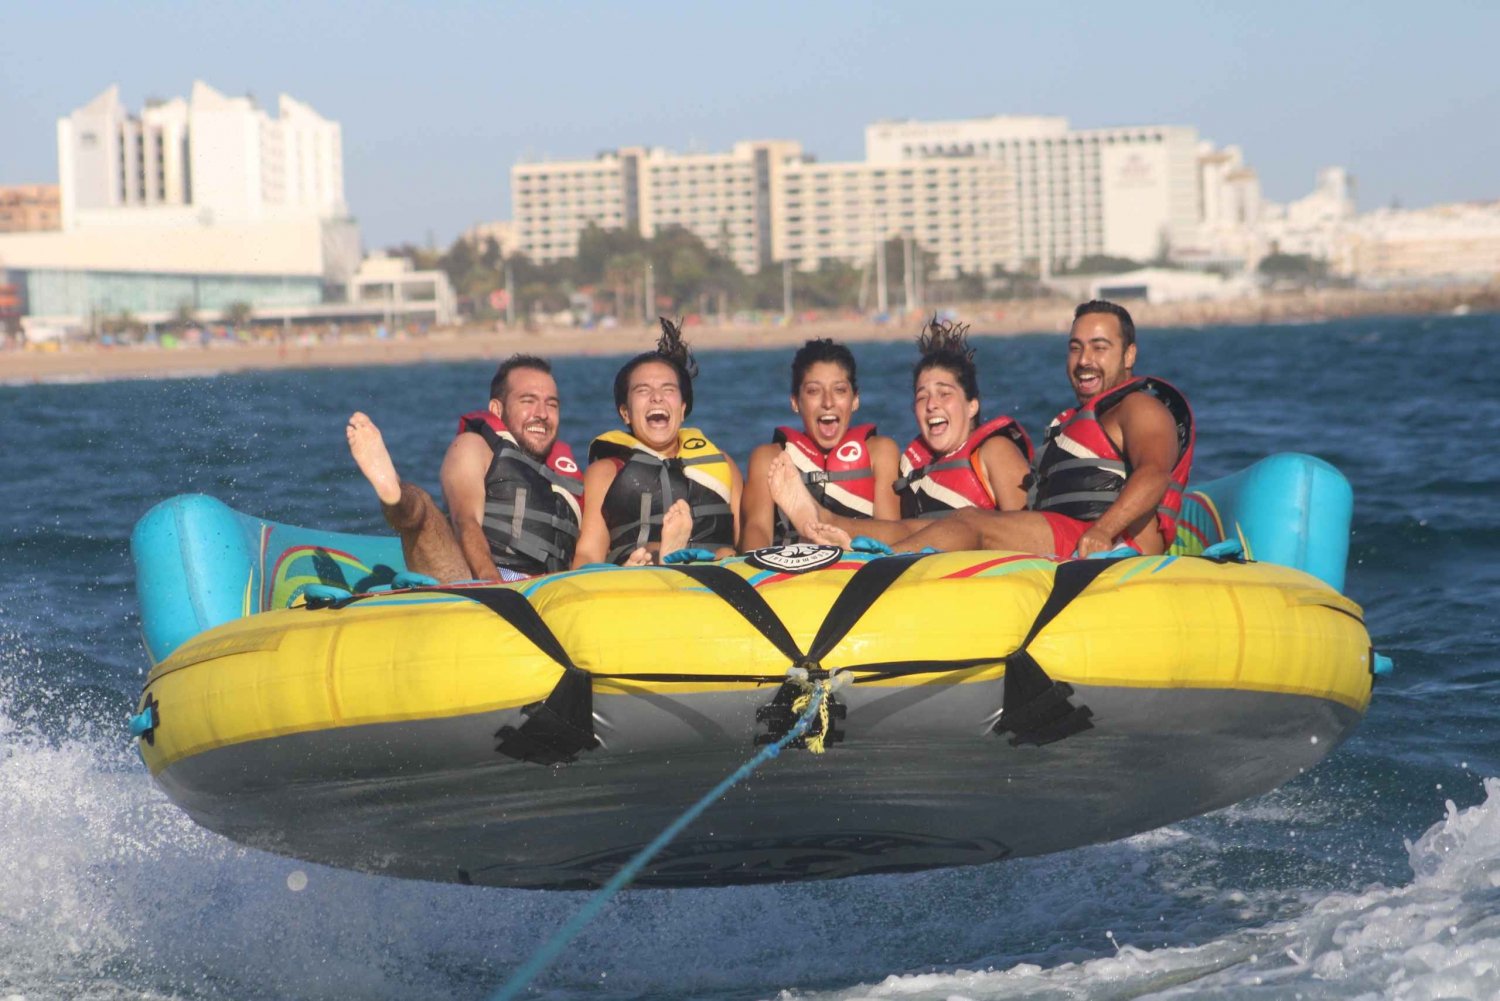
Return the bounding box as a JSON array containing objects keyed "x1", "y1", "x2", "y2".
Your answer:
[
  {"x1": 347, "y1": 354, "x2": 583, "y2": 582},
  {"x1": 572, "y1": 319, "x2": 743, "y2": 567},
  {"x1": 775, "y1": 300, "x2": 1194, "y2": 558}
]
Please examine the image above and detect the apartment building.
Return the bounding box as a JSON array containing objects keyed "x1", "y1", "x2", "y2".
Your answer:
[
  {"x1": 513, "y1": 115, "x2": 1209, "y2": 279},
  {"x1": 865, "y1": 116, "x2": 1201, "y2": 271},
  {"x1": 513, "y1": 141, "x2": 802, "y2": 274},
  {"x1": 0, "y1": 185, "x2": 61, "y2": 233},
  {"x1": 774, "y1": 157, "x2": 1013, "y2": 279}
]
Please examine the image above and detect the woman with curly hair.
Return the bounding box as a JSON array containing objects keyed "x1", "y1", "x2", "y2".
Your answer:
[
  {"x1": 572, "y1": 318, "x2": 743, "y2": 566},
  {"x1": 769, "y1": 315, "x2": 1032, "y2": 547}
]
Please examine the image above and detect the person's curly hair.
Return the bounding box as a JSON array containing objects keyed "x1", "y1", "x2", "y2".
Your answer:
[
  {"x1": 614, "y1": 316, "x2": 700, "y2": 416},
  {"x1": 912, "y1": 314, "x2": 981, "y2": 413}
]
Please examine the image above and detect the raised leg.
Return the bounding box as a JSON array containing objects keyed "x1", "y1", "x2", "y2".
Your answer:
[{"x1": 348, "y1": 412, "x2": 470, "y2": 582}]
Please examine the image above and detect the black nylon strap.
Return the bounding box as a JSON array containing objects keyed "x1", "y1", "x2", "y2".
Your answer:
[
  {"x1": 432, "y1": 587, "x2": 577, "y2": 671},
  {"x1": 430, "y1": 587, "x2": 601, "y2": 764},
  {"x1": 665, "y1": 564, "x2": 804, "y2": 664},
  {"x1": 1014, "y1": 557, "x2": 1124, "y2": 651},
  {"x1": 992, "y1": 556, "x2": 1127, "y2": 747},
  {"x1": 806, "y1": 553, "x2": 928, "y2": 662},
  {"x1": 667, "y1": 553, "x2": 930, "y2": 671}
]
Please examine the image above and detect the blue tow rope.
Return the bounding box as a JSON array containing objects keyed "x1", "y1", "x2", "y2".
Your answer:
[{"x1": 487, "y1": 679, "x2": 832, "y2": 1001}]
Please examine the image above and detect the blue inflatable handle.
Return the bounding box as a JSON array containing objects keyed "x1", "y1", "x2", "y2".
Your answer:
[
  {"x1": 1372, "y1": 652, "x2": 1394, "y2": 676},
  {"x1": 663, "y1": 548, "x2": 717, "y2": 565},
  {"x1": 1202, "y1": 539, "x2": 1245, "y2": 560},
  {"x1": 850, "y1": 536, "x2": 894, "y2": 555},
  {"x1": 303, "y1": 583, "x2": 353, "y2": 603},
  {"x1": 392, "y1": 571, "x2": 439, "y2": 589},
  {"x1": 1083, "y1": 545, "x2": 1140, "y2": 560},
  {"x1": 128, "y1": 707, "x2": 156, "y2": 738}
]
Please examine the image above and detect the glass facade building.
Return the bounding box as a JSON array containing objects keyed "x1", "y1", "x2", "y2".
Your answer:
[{"x1": 12, "y1": 268, "x2": 323, "y2": 319}]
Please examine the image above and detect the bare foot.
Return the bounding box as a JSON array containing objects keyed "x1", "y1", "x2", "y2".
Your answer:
[
  {"x1": 768, "y1": 452, "x2": 824, "y2": 539},
  {"x1": 347, "y1": 412, "x2": 401, "y2": 506},
  {"x1": 804, "y1": 521, "x2": 853, "y2": 548},
  {"x1": 659, "y1": 499, "x2": 692, "y2": 559},
  {"x1": 623, "y1": 547, "x2": 653, "y2": 567}
]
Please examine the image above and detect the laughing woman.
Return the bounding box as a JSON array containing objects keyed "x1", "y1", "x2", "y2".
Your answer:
[
  {"x1": 572, "y1": 318, "x2": 743, "y2": 567},
  {"x1": 738, "y1": 338, "x2": 901, "y2": 551},
  {"x1": 769, "y1": 317, "x2": 1032, "y2": 546}
]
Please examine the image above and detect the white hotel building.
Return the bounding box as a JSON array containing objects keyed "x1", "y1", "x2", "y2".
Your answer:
[
  {"x1": 1, "y1": 82, "x2": 455, "y2": 330},
  {"x1": 512, "y1": 115, "x2": 1204, "y2": 281},
  {"x1": 865, "y1": 116, "x2": 1202, "y2": 270}
]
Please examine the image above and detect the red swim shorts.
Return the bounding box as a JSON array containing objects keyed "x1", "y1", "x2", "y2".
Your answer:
[
  {"x1": 1039, "y1": 511, "x2": 1094, "y2": 558},
  {"x1": 1038, "y1": 512, "x2": 1145, "y2": 558}
]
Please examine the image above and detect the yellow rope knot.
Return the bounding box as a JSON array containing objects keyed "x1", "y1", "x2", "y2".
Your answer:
[{"x1": 785, "y1": 668, "x2": 849, "y2": 755}]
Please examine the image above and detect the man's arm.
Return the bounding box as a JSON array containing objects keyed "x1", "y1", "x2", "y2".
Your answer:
[
  {"x1": 571, "y1": 460, "x2": 621, "y2": 568},
  {"x1": 737, "y1": 443, "x2": 780, "y2": 552},
  {"x1": 439, "y1": 434, "x2": 500, "y2": 581},
  {"x1": 977, "y1": 436, "x2": 1032, "y2": 512},
  {"x1": 1075, "y1": 393, "x2": 1179, "y2": 557},
  {"x1": 868, "y1": 436, "x2": 903, "y2": 520}
]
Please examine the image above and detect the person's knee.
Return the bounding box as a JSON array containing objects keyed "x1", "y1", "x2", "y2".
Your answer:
[
  {"x1": 398, "y1": 481, "x2": 435, "y2": 507},
  {"x1": 385, "y1": 480, "x2": 438, "y2": 530}
]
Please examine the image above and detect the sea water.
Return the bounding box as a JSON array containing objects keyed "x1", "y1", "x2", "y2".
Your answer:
[{"x1": 1, "y1": 313, "x2": 1497, "y2": 1000}]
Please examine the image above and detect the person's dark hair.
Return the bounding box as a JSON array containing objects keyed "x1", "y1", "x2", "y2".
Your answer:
[
  {"x1": 790, "y1": 338, "x2": 858, "y2": 397},
  {"x1": 613, "y1": 317, "x2": 699, "y2": 416},
  {"x1": 489, "y1": 354, "x2": 552, "y2": 401},
  {"x1": 1073, "y1": 299, "x2": 1136, "y2": 348},
  {"x1": 913, "y1": 315, "x2": 982, "y2": 425}
]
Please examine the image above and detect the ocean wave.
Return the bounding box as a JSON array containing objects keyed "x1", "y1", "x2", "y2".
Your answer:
[{"x1": 784, "y1": 779, "x2": 1500, "y2": 1001}]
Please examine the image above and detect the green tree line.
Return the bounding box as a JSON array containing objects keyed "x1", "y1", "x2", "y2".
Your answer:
[{"x1": 387, "y1": 223, "x2": 1064, "y2": 324}]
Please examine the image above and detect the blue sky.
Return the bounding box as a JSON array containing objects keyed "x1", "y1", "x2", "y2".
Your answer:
[{"x1": 2, "y1": 1, "x2": 1495, "y2": 250}]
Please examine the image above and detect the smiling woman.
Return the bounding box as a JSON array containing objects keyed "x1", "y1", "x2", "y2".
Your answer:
[
  {"x1": 738, "y1": 338, "x2": 902, "y2": 551},
  {"x1": 571, "y1": 318, "x2": 744, "y2": 566},
  {"x1": 767, "y1": 317, "x2": 1034, "y2": 548}
]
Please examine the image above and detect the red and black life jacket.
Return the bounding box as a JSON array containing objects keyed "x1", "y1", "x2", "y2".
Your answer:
[
  {"x1": 894, "y1": 415, "x2": 1034, "y2": 518},
  {"x1": 457, "y1": 410, "x2": 584, "y2": 575},
  {"x1": 771, "y1": 423, "x2": 877, "y2": 543},
  {"x1": 1027, "y1": 376, "x2": 1195, "y2": 544}
]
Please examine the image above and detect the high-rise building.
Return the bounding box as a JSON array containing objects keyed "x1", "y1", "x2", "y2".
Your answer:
[
  {"x1": 774, "y1": 157, "x2": 1013, "y2": 280},
  {"x1": 0, "y1": 82, "x2": 363, "y2": 330},
  {"x1": 865, "y1": 116, "x2": 1201, "y2": 272},
  {"x1": 56, "y1": 82, "x2": 346, "y2": 230},
  {"x1": 514, "y1": 141, "x2": 801, "y2": 274}
]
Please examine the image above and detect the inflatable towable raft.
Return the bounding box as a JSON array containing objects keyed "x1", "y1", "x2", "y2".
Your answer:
[{"x1": 130, "y1": 453, "x2": 1380, "y2": 889}]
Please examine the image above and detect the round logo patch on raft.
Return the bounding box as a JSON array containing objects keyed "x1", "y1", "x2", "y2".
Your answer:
[{"x1": 747, "y1": 543, "x2": 843, "y2": 574}]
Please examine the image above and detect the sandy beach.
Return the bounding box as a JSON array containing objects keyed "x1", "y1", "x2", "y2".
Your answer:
[{"x1": 3, "y1": 285, "x2": 1494, "y2": 385}]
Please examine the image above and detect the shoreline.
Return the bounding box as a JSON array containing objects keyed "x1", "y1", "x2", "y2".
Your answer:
[{"x1": 2, "y1": 285, "x2": 1494, "y2": 385}]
